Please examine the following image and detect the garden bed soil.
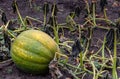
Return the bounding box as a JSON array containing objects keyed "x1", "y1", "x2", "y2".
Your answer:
[{"x1": 0, "y1": 0, "x2": 120, "y2": 79}]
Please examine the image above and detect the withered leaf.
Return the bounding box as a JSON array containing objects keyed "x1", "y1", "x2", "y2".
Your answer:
[
  {"x1": 1, "y1": 12, "x2": 8, "y2": 24},
  {"x1": 43, "y1": 2, "x2": 49, "y2": 16},
  {"x1": 72, "y1": 39, "x2": 83, "y2": 57}
]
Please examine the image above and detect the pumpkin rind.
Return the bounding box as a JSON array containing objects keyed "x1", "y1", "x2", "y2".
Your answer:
[{"x1": 10, "y1": 30, "x2": 59, "y2": 74}]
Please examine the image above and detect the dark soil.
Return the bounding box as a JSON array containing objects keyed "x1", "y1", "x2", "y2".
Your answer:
[
  {"x1": 0, "y1": 0, "x2": 120, "y2": 79},
  {"x1": 0, "y1": 64, "x2": 51, "y2": 79}
]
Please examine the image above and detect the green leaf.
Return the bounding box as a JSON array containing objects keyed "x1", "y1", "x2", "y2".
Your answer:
[{"x1": 94, "y1": 61, "x2": 101, "y2": 70}]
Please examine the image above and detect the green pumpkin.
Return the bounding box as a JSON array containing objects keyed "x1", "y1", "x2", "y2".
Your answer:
[{"x1": 10, "y1": 30, "x2": 60, "y2": 74}]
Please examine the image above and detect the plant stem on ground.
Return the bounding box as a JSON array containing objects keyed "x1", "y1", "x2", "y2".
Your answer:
[
  {"x1": 51, "y1": 3, "x2": 59, "y2": 44},
  {"x1": 92, "y1": 2, "x2": 96, "y2": 26},
  {"x1": 53, "y1": 19, "x2": 59, "y2": 44},
  {"x1": 14, "y1": 1, "x2": 26, "y2": 29},
  {"x1": 112, "y1": 29, "x2": 118, "y2": 79},
  {"x1": 102, "y1": 37, "x2": 106, "y2": 62}
]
